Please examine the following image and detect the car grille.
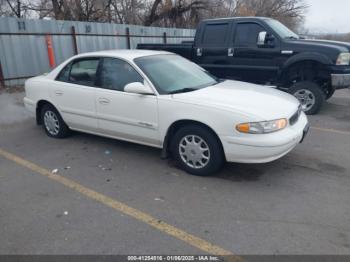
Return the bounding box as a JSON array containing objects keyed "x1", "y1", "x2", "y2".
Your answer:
[{"x1": 289, "y1": 105, "x2": 302, "y2": 126}]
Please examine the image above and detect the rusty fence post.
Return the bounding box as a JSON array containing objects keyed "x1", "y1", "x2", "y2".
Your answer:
[
  {"x1": 125, "y1": 27, "x2": 131, "y2": 49},
  {"x1": 0, "y1": 60, "x2": 5, "y2": 89},
  {"x1": 163, "y1": 32, "x2": 167, "y2": 44},
  {"x1": 71, "y1": 26, "x2": 78, "y2": 55}
]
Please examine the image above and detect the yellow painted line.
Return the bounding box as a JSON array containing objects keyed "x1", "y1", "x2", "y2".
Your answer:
[
  {"x1": 311, "y1": 126, "x2": 350, "y2": 136},
  {"x1": 0, "y1": 148, "x2": 241, "y2": 261}
]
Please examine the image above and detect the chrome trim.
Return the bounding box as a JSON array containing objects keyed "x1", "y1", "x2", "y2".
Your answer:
[{"x1": 331, "y1": 73, "x2": 350, "y2": 88}]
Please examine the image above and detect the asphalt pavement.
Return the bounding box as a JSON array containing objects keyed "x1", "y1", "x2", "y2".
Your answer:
[{"x1": 0, "y1": 89, "x2": 349, "y2": 256}]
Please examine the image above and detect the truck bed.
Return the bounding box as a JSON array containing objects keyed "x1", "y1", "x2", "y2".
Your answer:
[{"x1": 137, "y1": 42, "x2": 193, "y2": 60}]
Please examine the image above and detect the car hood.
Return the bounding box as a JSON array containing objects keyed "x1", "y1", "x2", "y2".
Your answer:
[
  {"x1": 290, "y1": 39, "x2": 350, "y2": 52},
  {"x1": 172, "y1": 80, "x2": 300, "y2": 120}
]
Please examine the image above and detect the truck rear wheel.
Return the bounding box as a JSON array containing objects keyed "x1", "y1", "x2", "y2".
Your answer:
[{"x1": 289, "y1": 81, "x2": 325, "y2": 115}]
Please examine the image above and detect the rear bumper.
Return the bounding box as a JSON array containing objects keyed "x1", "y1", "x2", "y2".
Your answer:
[
  {"x1": 23, "y1": 97, "x2": 36, "y2": 116},
  {"x1": 221, "y1": 113, "x2": 308, "y2": 164}
]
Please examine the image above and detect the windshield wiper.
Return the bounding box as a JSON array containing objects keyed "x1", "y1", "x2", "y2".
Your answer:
[{"x1": 168, "y1": 88, "x2": 199, "y2": 95}]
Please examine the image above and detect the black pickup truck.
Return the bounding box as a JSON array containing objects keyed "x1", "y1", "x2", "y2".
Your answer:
[{"x1": 138, "y1": 17, "x2": 350, "y2": 114}]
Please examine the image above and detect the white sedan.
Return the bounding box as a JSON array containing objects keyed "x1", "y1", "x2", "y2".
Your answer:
[{"x1": 24, "y1": 50, "x2": 309, "y2": 176}]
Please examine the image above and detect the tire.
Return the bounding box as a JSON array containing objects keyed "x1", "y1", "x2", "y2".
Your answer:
[
  {"x1": 289, "y1": 81, "x2": 325, "y2": 115},
  {"x1": 171, "y1": 125, "x2": 225, "y2": 176},
  {"x1": 41, "y1": 104, "x2": 70, "y2": 138},
  {"x1": 325, "y1": 87, "x2": 335, "y2": 100}
]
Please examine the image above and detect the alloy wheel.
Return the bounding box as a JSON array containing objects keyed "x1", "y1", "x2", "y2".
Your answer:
[
  {"x1": 294, "y1": 89, "x2": 316, "y2": 112},
  {"x1": 179, "y1": 135, "x2": 210, "y2": 169},
  {"x1": 44, "y1": 110, "x2": 60, "y2": 136}
]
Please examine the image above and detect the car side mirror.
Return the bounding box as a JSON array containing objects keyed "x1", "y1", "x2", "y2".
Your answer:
[
  {"x1": 258, "y1": 31, "x2": 275, "y2": 48},
  {"x1": 257, "y1": 31, "x2": 267, "y2": 46},
  {"x1": 124, "y1": 82, "x2": 154, "y2": 95}
]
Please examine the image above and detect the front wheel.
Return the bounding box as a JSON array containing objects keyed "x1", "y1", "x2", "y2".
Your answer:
[
  {"x1": 289, "y1": 81, "x2": 325, "y2": 115},
  {"x1": 171, "y1": 125, "x2": 225, "y2": 176}
]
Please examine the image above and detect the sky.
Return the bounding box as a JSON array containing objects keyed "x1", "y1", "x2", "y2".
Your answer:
[{"x1": 304, "y1": 0, "x2": 350, "y2": 33}]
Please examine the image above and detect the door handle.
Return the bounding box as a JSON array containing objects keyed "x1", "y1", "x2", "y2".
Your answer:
[
  {"x1": 54, "y1": 90, "x2": 63, "y2": 96},
  {"x1": 228, "y1": 48, "x2": 234, "y2": 57},
  {"x1": 196, "y1": 48, "x2": 202, "y2": 57},
  {"x1": 98, "y1": 98, "x2": 110, "y2": 105}
]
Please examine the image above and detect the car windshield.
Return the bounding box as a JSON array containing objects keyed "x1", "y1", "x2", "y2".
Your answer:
[
  {"x1": 134, "y1": 54, "x2": 218, "y2": 95},
  {"x1": 265, "y1": 19, "x2": 300, "y2": 40}
]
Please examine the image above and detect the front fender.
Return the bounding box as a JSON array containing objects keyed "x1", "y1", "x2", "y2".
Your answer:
[
  {"x1": 278, "y1": 52, "x2": 333, "y2": 85},
  {"x1": 281, "y1": 52, "x2": 333, "y2": 71},
  {"x1": 158, "y1": 98, "x2": 253, "y2": 144}
]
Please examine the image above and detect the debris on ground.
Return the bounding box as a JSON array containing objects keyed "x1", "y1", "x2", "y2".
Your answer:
[
  {"x1": 51, "y1": 169, "x2": 59, "y2": 174},
  {"x1": 154, "y1": 197, "x2": 165, "y2": 202},
  {"x1": 98, "y1": 165, "x2": 112, "y2": 171},
  {"x1": 64, "y1": 166, "x2": 71, "y2": 170},
  {"x1": 63, "y1": 211, "x2": 68, "y2": 216}
]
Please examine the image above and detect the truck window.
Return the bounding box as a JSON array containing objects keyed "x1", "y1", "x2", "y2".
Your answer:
[
  {"x1": 234, "y1": 23, "x2": 265, "y2": 47},
  {"x1": 202, "y1": 23, "x2": 229, "y2": 46}
]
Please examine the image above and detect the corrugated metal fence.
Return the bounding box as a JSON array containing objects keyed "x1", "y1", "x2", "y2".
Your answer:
[{"x1": 0, "y1": 17, "x2": 195, "y2": 86}]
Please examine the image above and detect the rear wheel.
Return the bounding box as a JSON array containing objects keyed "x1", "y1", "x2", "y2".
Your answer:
[
  {"x1": 171, "y1": 125, "x2": 224, "y2": 176},
  {"x1": 41, "y1": 104, "x2": 70, "y2": 138},
  {"x1": 289, "y1": 81, "x2": 325, "y2": 115}
]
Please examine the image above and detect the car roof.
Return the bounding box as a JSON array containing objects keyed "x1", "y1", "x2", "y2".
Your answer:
[
  {"x1": 202, "y1": 17, "x2": 270, "y2": 23},
  {"x1": 74, "y1": 49, "x2": 173, "y2": 60}
]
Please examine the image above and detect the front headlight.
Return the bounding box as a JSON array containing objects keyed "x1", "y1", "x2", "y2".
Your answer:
[
  {"x1": 336, "y1": 53, "x2": 350, "y2": 65},
  {"x1": 236, "y1": 118, "x2": 287, "y2": 134}
]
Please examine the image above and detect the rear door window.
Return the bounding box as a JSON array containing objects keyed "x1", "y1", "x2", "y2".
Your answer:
[
  {"x1": 56, "y1": 62, "x2": 72, "y2": 82},
  {"x1": 202, "y1": 23, "x2": 229, "y2": 46},
  {"x1": 68, "y1": 58, "x2": 100, "y2": 87}
]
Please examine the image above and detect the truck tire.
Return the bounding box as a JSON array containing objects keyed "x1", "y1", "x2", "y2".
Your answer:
[
  {"x1": 325, "y1": 87, "x2": 335, "y2": 100},
  {"x1": 289, "y1": 81, "x2": 325, "y2": 115},
  {"x1": 171, "y1": 125, "x2": 224, "y2": 176}
]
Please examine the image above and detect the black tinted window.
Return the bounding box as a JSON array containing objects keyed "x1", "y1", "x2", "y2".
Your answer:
[
  {"x1": 99, "y1": 58, "x2": 143, "y2": 91},
  {"x1": 56, "y1": 63, "x2": 71, "y2": 82},
  {"x1": 202, "y1": 23, "x2": 229, "y2": 46},
  {"x1": 234, "y1": 23, "x2": 265, "y2": 46},
  {"x1": 69, "y1": 59, "x2": 99, "y2": 86}
]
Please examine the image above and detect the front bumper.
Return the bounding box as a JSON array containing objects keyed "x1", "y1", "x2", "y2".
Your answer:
[
  {"x1": 221, "y1": 113, "x2": 308, "y2": 164},
  {"x1": 330, "y1": 65, "x2": 350, "y2": 89},
  {"x1": 331, "y1": 73, "x2": 350, "y2": 89}
]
